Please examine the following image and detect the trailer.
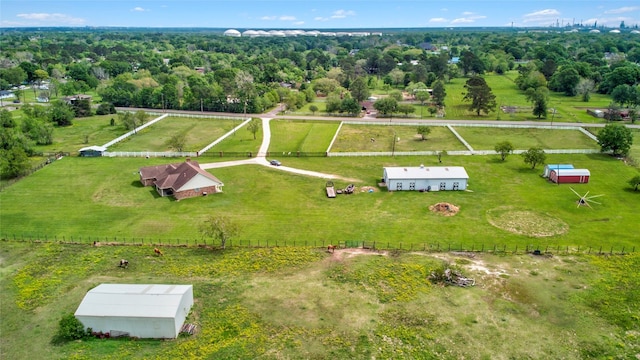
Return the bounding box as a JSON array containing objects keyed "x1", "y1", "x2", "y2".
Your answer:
[{"x1": 326, "y1": 181, "x2": 336, "y2": 198}]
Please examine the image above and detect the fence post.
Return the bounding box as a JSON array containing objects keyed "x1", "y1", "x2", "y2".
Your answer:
[
  {"x1": 621, "y1": 247, "x2": 625, "y2": 255},
  {"x1": 514, "y1": 245, "x2": 517, "y2": 254}
]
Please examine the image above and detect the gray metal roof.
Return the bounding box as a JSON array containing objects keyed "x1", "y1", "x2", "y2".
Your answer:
[
  {"x1": 75, "y1": 284, "x2": 192, "y2": 318},
  {"x1": 384, "y1": 166, "x2": 469, "y2": 180}
]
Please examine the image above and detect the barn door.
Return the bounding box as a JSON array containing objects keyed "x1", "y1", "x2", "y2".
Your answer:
[
  {"x1": 439, "y1": 182, "x2": 446, "y2": 191},
  {"x1": 409, "y1": 182, "x2": 415, "y2": 190}
]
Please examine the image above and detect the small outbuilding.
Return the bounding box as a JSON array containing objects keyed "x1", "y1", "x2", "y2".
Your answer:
[
  {"x1": 78, "y1": 145, "x2": 107, "y2": 157},
  {"x1": 543, "y1": 164, "x2": 574, "y2": 178},
  {"x1": 549, "y1": 168, "x2": 590, "y2": 184},
  {"x1": 383, "y1": 165, "x2": 469, "y2": 191},
  {"x1": 74, "y1": 284, "x2": 194, "y2": 339}
]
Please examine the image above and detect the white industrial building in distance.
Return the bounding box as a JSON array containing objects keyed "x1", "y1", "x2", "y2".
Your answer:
[
  {"x1": 75, "y1": 284, "x2": 194, "y2": 339},
  {"x1": 383, "y1": 166, "x2": 469, "y2": 191}
]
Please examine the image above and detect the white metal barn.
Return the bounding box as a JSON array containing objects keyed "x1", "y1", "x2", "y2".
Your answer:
[
  {"x1": 383, "y1": 166, "x2": 469, "y2": 191},
  {"x1": 74, "y1": 284, "x2": 194, "y2": 339}
]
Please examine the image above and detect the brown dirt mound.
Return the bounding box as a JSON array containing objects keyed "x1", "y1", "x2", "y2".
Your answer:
[{"x1": 429, "y1": 202, "x2": 460, "y2": 216}]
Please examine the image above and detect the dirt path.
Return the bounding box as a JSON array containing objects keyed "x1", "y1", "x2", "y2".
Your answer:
[{"x1": 199, "y1": 115, "x2": 361, "y2": 182}]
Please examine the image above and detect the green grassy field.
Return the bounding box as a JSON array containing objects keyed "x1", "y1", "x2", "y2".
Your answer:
[
  {"x1": 1, "y1": 153, "x2": 637, "y2": 249},
  {"x1": 268, "y1": 119, "x2": 339, "y2": 153},
  {"x1": 331, "y1": 124, "x2": 468, "y2": 152},
  {"x1": 108, "y1": 116, "x2": 246, "y2": 152},
  {"x1": 1, "y1": 242, "x2": 638, "y2": 359},
  {"x1": 453, "y1": 127, "x2": 599, "y2": 150},
  {"x1": 443, "y1": 72, "x2": 615, "y2": 123}
]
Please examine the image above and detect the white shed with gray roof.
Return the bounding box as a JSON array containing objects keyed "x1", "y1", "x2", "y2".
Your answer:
[
  {"x1": 383, "y1": 166, "x2": 469, "y2": 191},
  {"x1": 74, "y1": 284, "x2": 193, "y2": 339}
]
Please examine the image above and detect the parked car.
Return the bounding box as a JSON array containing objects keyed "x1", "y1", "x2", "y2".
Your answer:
[{"x1": 270, "y1": 160, "x2": 281, "y2": 166}]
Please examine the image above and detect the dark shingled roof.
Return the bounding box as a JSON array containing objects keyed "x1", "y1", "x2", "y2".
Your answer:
[{"x1": 140, "y1": 160, "x2": 222, "y2": 192}]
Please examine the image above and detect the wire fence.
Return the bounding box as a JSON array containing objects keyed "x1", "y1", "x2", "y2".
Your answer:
[{"x1": 1, "y1": 236, "x2": 634, "y2": 256}]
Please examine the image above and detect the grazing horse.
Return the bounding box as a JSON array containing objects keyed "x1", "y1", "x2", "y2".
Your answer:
[
  {"x1": 154, "y1": 248, "x2": 163, "y2": 256},
  {"x1": 327, "y1": 245, "x2": 337, "y2": 253},
  {"x1": 119, "y1": 259, "x2": 129, "y2": 268}
]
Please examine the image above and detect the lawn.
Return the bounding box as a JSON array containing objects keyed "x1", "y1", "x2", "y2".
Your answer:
[
  {"x1": 443, "y1": 72, "x2": 614, "y2": 123},
  {"x1": 108, "y1": 116, "x2": 246, "y2": 152},
  {"x1": 1, "y1": 242, "x2": 638, "y2": 359},
  {"x1": 331, "y1": 124, "x2": 468, "y2": 152},
  {"x1": 1, "y1": 153, "x2": 638, "y2": 250},
  {"x1": 453, "y1": 127, "x2": 599, "y2": 150},
  {"x1": 268, "y1": 119, "x2": 339, "y2": 153},
  {"x1": 35, "y1": 114, "x2": 128, "y2": 153}
]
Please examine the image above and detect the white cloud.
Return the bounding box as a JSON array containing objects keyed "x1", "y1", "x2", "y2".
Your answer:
[
  {"x1": 429, "y1": 18, "x2": 448, "y2": 23},
  {"x1": 131, "y1": 7, "x2": 147, "y2": 12},
  {"x1": 279, "y1": 15, "x2": 296, "y2": 21},
  {"x1": 462, "y1": 11, "x2": 474, "y2": 16},
  {"x1": 261, "y1": 16, "x2": 276, "y2": 20},
  {"x1": 524, "y1": 9, "x2": 560, "y2": 18},
  {"x1": 293, "y1": 21, "x2": 305, "y2": 25},
  {"x1": 331, "y1": 10, "x2": 355, "y2": 19},
  {"x1": 441, "y1": 8, "x2": 448, "y2": 12},
  {"x1": 15, "y1": 13, "x2": 85, "y2": 25},
  {"x1": 451, "y1": 18, "x2": 474, "y2": 24},
  {"x1": 604, "y1": 6, "x2": 640, "y2": 14},
  {"x1": 315, "y1": 16, "x2": 329, "y2": 21},
  {"x1": 450, "y1": 14, "x2": 486, "y2": 24},
  {"x1": 522, "y1": 9, "x2": 561, "y2": 24}
]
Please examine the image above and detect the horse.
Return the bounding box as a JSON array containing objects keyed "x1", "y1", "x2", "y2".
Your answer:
[
  {"x1": 119, "y1": 259, "x2": 129, "y2": 268},
  {"x1": 154, "y1": 248, "x2": 163, "y2": 256},
  {"x1": 327, "y1": 245, "x2": 337, "y2": 253}
]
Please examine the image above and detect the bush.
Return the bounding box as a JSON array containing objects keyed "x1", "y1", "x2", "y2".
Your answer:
[
  {"x1": 96, "y1": 102, "x2": 116, "y2": 115},
  {"x1": 56, "y1": 313, "x2": 88, "y2": 341}
]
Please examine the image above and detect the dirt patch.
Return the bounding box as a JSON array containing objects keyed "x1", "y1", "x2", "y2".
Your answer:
[
  {"x1": 358, "y1": 186, "x2": 378, "y2": 193},
  {"x1": 487, "y1": 206, "x2": 568, "y2": 237},
  {"x1": 326, "y1": 248, "x2": 388, "y2": 262},
  {"x1": 429, "y1": 202, "x2": 460, "y2": 216}
]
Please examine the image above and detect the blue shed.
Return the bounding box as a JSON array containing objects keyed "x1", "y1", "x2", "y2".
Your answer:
[
  {"x1": 79, "y1": 146, "x2": 107, "y2": 157},
  {"x1": 543, "y1": 164, "x2": 573, "y2": 178}
]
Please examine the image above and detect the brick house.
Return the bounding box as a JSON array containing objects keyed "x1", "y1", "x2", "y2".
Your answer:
[{"x1": 139, "y1": 159, "x2": 224, "y2": 200}]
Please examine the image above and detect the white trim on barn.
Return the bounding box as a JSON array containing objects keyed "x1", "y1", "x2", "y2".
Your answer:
[
  {"x1": 383, "y1": 166, "x2": 469, "y2": 191},
  {"x1": 543, "y1": 164, "x2": 574, "y2": 178},
  {"x1": 75, "y1": 284, "x2": 194, "y2": 339}
]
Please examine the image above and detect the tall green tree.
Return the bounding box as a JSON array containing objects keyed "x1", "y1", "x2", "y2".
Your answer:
[
  {"x1": 521, "y1": 147, "x2": 546, "y2": 169},
  {"x1": 417, "y1": 125, "x2": 431, "y2": 141},
  {"x1": 48, "y1": 101, "x2": 74, "y2": 126},
  {"x1": 431, "y1": 80, "x2": 446, "y2": 107},
  {"x1": 349, "y1": 76, "x2": 370, "y2": 102},
  {"x1": 247, "y1": 118, "x2": 261, "y2": 140},
  {"x1": 494, "y1": 141, "x2": 514, "y2": 161},
  {"x1": 597, "y1": 124, "x2": 633, "y2": 156},
  {"x1": 525, "y1": 87, "x2": 549, "y2": 119},
  {"x1": 462, "y1": 76, "x2": 496, "y2": 116},
  {"x1": 549, "y1": 66, "x2": 580, "y2": 96},
  {"x1": 373, "y1": 97, "x2": 398, "y2": 117},
  {"x1": 199, "y1": 215, "x2": 239, "y2": 249}
]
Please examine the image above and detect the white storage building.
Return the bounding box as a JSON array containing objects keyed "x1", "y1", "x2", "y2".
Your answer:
[
  {"x1": 383, "y1": 166, "x2": 469, "y2": 191},
  {"x1": 75, "y1": 284, "x2": 194, "y2": 339}
]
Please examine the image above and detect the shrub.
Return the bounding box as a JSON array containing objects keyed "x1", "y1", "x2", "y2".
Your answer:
[{"x1": 56, "y1": 313, "x2": 88, "y2": 341}]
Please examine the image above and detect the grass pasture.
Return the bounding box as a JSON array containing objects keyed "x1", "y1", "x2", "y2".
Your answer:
[
  {"x1": 331, "y1": 124, "x2": 468, "y2": 152},
  {"x1": 268, "y1": 119, "x2": 339, "y2": 153},
  {"x1": 453, "y1": 126, "x2": 599, "y2": 151},
  {"x1": 0, "y1": 153, "x2": 638, "y2": 250},
  {"x1": 1, "y1": 242, "x2": 638, "y2": 359},
  {"x1": 108, "y1": 116, "x2": 248, "y2": 152},
  {"x1": 444, "y1": 72, "x2": 615, "y2": 124}
]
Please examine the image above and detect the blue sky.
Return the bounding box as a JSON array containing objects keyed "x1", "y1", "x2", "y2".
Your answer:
[{"x1": 1, "y1": 1, "x2": 639, "y2": 29}]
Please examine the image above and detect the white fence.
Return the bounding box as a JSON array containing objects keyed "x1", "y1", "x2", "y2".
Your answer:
[
  {"x1": 103, "y1": 151, "x2": 198, "y2": 158},
  {"x1": 328, "y1": 148, "x2": 602, "y2": 157}
]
